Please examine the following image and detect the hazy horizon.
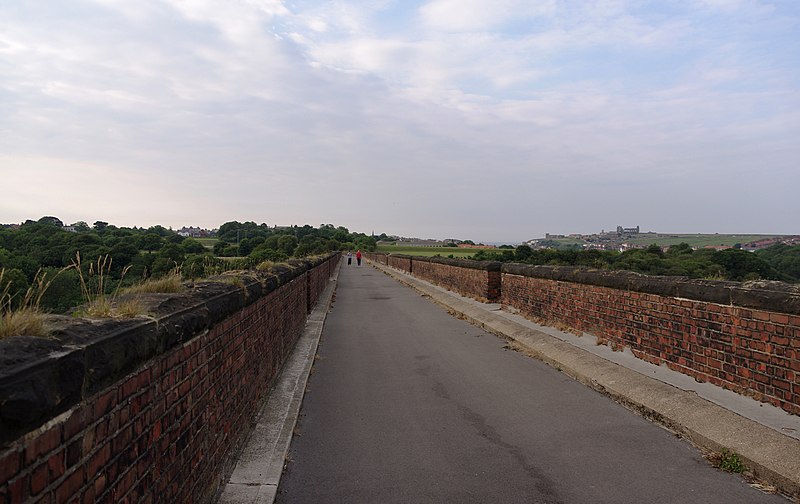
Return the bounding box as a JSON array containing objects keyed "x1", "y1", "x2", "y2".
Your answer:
[
  {"x1": 2, "y1": 214, "x2": 795, "y2": 246},
  {"x1": 2, "y1": 1, "x2": 798, "y2": 242}
]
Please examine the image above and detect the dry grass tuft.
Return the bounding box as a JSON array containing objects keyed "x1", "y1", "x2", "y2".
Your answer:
[
  {"x1": 256, "y1": 261, "x2": 276, "y2": 271},
  {"x1": 115, "y1": 298, "x2": 149, "y2": 318},
  {"x1": 0, "y1": 308, "x2": 46, "y2": 339},
  {"x1": 124, "y1": 273, "x2": 184, "y2": 295},
  {"x1": 0, "y1": 268, "x2": 63, "y2": 339},
  {"x1": 72, "y1": 253, "x2": 137, "y2": 319},
  {"x1": 82, "y1": 298, "x2": 114, "y2": 318},
  {"x1": 256, "y1": 261, "x2": 291, "y2": 272},
  {"x1": 225, "y1": 275, "x2": 245, "y2": 288}
]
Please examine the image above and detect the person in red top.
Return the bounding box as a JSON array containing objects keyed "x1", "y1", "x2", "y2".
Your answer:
[{"x1": 356, "y1": 249, "x2": 362, "y2": 266}]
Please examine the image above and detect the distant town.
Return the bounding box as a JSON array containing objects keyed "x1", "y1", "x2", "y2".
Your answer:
[
  {"x1": 3, "y1": 219, "x2": 797, "y2": 254},
  {"x1": 376, "y1": 225, "x2": 800, "y2": 253},
  {"x1": 525, "y1": 226, "x2": 800, "y2": 252}
]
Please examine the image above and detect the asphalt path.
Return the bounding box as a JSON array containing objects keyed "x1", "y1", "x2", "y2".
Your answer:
[{"x1": 276, "y1": 263, "x2": 786, "y2": 503}]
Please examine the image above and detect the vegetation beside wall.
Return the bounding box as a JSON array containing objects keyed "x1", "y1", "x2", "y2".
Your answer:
[
  {"x1": 469, "y1": 244, "x2": 799, "y2": 283},
  {"x1": 0, "y1": 217, "x2": 376, "y2": 315}
]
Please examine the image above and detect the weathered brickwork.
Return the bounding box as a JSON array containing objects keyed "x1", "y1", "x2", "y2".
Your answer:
[
  {"x1": 410, "y1": 258, "x2": 501, "y2": 302},
  {"x1": 368, "y1": 255, "x2": 800, "y2": 415},
  {"x1": 363, "y1": 252, "x2": 388, "y2": 265},
  {"x1": 365, "y1": 255, "x2": 501, "y2": 302},
  {"x1": 307, "y1": 259, "x2": 330, "y2": 311},
  {"x1": 0, "y1": 255, "x2": 338, "y2": 504},
  {"x1": 501, "y1": 272, "x2": 800, "y2": 415},
  {"x1": 386, "y1": 255, "x2": 412, "y2": 273}
]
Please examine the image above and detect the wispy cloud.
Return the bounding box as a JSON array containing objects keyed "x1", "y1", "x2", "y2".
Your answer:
[{"x1": 0, "y1": 0, "x2": 798, "y2": 239}]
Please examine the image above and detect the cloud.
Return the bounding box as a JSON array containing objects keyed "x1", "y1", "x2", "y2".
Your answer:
[
  {"x1": 0, "y1": 0, "x2": 798, "y2": 239},
  {"x1": 419, "y1": 0, "x2": 557, "y2": 32}
]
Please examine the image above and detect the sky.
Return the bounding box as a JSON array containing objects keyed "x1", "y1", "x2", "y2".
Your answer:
[{"x1": 1, "y1": 0, "x2": 798, "y2": 242}]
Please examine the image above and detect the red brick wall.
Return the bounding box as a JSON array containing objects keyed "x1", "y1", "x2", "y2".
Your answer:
[
  {"x1": 363, "y1": 253, "x2": 387, "y2": 265},
  {"x1": 387, "y1": 255, "x2": 412, "y2": 273},
  {"x1": 0, "y1": 256, "x2": 337, "y2": 504},
  {"x1": 411, "y1": 260, "x2": 500, "y2": 302},
  {"x1": 502, "y1": 272, "x2": 800, "y2": 415},
  {"x1": 370, "y1": 254, "x2": 799, "y2": 415},
  {"x1": 307, "y1": 260, "x2": 330, "y2": 311}
]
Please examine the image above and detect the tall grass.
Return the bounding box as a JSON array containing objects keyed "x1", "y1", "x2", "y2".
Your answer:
[
  {"x1": 0, "y1": 268, "x2": 60, "y2": 339},
  {"x1": 71, "y1": 253, "x2": 134, "y2": 318},
  {"x1": 71, "y1": 255, "x2": 189, "y2": 318},
  {"x1": 124, "y1": 265, "x2": 184, "y2": 295}
]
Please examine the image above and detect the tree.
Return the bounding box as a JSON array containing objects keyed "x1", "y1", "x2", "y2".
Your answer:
[
  {"x1": 151, "y1": 257, "x2": 177, "y2": 277},
  {"x1": 146, "y1": 225, "x2": 171, "y2": 237},
  {"x1": 667, "y1": 243, "x2": 693, "y2": 256},
  {"x1": 278, "y1": 235, "x2": 298, "y2": 256},
  {"x1": 181, "y1": 238, "x2": 206, "y2": 254},
  {"x1": 238, "y1": 238, "x2": 253, "y2": 256},
  {"x1": 645, "y1": 244, "x2": 665, "y2": 258},
  {"x1": 250, "y1": 247, "x2": 288, "y2": 263},
  {"x1": 93, "y1": 221, "x2": 108, "y2": 231},
  {"x1": 38, "y1": 267, "x2": 82, "y2": 313},
  {"x1": 109, "y1": 241, "x2": 140, "y2": 271},
  {"x1": 38, "y1": 216, "x2": 64, "y2": 227},
  {"x1": 515, "y1": 245, "x2": 533, "y2": 261},
  {"x1": 158, "y1": 243, "x2": 185, "y2": 263},
  {"x1": 354, "y1": 235, "x2": 377, "y2": 252},
  {"x1": 712, "y1": 249, "x2": 780, "y2": 281},
  {"x1": 756, "y1": 244, "x2": 800, "y2": 281},
  {"x1": 138, "y1": 233, "x2": 163, "y2": 253},
  {"x1": 70, "y1": 221, "x2": 90, "y2": 232},
  {"x1": 0, "y1": 268, "x2": 29, "y2": 306},
  {"x1": 213, "y1": 241, "x2": 227, "y2": 256}
]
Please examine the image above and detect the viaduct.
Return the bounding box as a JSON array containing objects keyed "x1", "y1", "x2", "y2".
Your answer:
[{"x1": 1, "y1": 252, "x2": 799, "y2": 502}]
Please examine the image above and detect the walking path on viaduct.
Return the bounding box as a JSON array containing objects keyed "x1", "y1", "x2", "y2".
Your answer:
[
  {"x1": 274, "y1": 262, "x2": 794, "y2": 504},
  {"x1": 2, "y1": 253, "x2": 800, "y2": 503}
]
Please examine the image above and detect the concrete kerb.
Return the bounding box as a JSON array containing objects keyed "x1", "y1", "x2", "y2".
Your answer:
[
  {"x1": 369, "y1": 260, "x2": 800, "y2": 500},
  {"x1": 217, "y1": 259, "x2": 342, "y2": 504}
]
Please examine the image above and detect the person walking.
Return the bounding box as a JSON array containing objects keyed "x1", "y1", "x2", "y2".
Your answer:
[
  {"x1": 356, "y1": 249, "x2": 362, "y2": 266},
  {"x1": 347, "y1": 251, "x2": 353, "y2": 265}
]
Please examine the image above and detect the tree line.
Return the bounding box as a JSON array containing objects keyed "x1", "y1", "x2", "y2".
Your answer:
[
  {"x1": 469, "y1": 243, "x2": 800, "y2": 283},
  {"x1": 0, "y1": 217, "x2": 377, "y2": 313}
]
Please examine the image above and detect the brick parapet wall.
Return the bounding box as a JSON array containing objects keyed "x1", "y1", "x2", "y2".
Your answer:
[
  {"x1": 0, "y1": 253, "x2": 338, "y2": 503},
  {"x1": 363, "y1": 252, "x2": 388, "y2": 265},
  {"x1": 306, "y1": 258, "x2": 331, "y2": 311},
  {"x1": 500, "y1": 264, "x2": 800, "y2": 415},
  {"x1": 408, "y1": 257, "x2": 502, "y2": 302},
  {"x1": 368, "y1": 256, "x2": 800, "y2": 415},
  {"x1": 386, "y1": 255, "x2": 412, "y2": 273}
]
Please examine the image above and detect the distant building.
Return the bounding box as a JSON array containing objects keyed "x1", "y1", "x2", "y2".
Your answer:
[
  {"x1": 400, "y1": 240, "x2": 445, "y2": 247},
  {"x1": 178, "y1": 227, "x2": 216, "y2": 238},
  {"x1": 616, "y1": 225, "x2": 640, "y2": 235},
  {"x1": 457, "y1": 243, "x2": 496, "y2": 249}
]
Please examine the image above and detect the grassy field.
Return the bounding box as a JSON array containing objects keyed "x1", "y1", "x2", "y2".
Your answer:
[
  {"x1": 623, "y1": 234, "x2": 779, "y2": 247},
  {"x1": 195, "y1": 237, "x2": 219, "y2": 249},
  {"x1": 547, "y1": 233, "x2": 781, "y2": 248},
  {"x1": 376, "y1": 245, "x2": 486, "y2": 258}
]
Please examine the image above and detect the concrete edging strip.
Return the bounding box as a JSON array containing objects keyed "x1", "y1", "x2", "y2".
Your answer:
[
  {"x1": 370, "y1": 260, "x2": 800, "y2": 500},
  {"x1": 218, "y1": 260, "x2": 341, "y2": 504}
]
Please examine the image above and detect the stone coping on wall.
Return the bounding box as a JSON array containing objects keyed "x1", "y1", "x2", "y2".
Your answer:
[
  {"x1": 0, "y1": 254, "x2": 338, "y2": 448},
  {"x1": 384, "y1": 254, "x2": 501, "y2": 272},
  {"x1": 502, "y1": 263, "x2": 800, "y2": 316}
]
